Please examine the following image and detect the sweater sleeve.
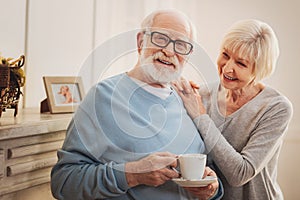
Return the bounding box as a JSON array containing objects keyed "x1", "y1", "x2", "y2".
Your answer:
[
  {"x1": 51, "y1": 115, "x2": 130, "y2": 200},
  {"x1": 51, "y1": 84, "x2": 130, "y2": 200},
  {"x1": 193, "y1": 96, "x2": 293, "y2": 187}
]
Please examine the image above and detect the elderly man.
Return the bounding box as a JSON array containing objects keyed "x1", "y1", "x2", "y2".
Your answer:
[{"x1": 51, "y1": 9, "x2": 223, "y2": 200}]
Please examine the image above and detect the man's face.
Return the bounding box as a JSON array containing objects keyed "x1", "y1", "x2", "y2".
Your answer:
[
  {"x1": 139, "y1": 41, "x2": 183, "y2": 84},
  {"x1": 138, "y1": 13, "x2": 192, "y2": 84}
]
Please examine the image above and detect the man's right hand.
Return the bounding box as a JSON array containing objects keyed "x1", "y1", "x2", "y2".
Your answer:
[{"x1": 125, "y1": 152, "x2": 179, "y2": 187}]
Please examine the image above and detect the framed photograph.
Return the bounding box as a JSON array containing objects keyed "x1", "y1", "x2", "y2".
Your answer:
[{"x1": 42, "y1": 76, "x2": 85, "y2": 113}]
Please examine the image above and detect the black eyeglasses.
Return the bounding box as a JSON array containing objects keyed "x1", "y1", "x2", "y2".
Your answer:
[{"x1": 145, "y1": 31, "x2": 193, "y2": 55}]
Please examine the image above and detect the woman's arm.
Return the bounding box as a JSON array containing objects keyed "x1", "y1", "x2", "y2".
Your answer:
[
  {"x1": 173, "y1": 80, "x2": 293, "y2": 186},
  {"x1": 194, "y1": 98, "x2": 292, "y2": 186}
]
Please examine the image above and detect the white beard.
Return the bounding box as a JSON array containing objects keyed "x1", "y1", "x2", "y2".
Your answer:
[{"x1": 139, "y1": 51, "x2": 183, "y2": 84}]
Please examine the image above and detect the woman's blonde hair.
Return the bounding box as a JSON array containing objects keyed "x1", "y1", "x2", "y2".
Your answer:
[{"x1": 221, "y1": 19, "x2": 279, "y2": 82}]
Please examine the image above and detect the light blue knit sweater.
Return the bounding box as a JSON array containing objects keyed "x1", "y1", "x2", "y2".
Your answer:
[{"x1": 51, "y1": 73, "x2": 219, "y2": 200}]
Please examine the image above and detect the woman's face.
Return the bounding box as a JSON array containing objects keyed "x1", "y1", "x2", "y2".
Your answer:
[{"x1": 217, "y1": 48, "x2": 256, "y2": 90}]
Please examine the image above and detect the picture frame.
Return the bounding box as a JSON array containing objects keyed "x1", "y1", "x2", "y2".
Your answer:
[{"x1": 41, "y1": 76, "x2": 85, "y2": 114}]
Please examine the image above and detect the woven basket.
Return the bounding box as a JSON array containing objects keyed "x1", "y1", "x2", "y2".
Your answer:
[
  {"x1": 0, "y1": 55, "x2": 25, "y2": 117},
  {"x1": 0, "y1": 65, "x2": 10, "y2": 88}
]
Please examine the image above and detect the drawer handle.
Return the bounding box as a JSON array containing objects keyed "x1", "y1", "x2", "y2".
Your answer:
[
  {"x1": 7, "y1": 157, "x2": 57, "y2": 176},
  {"x1": 8, "y1": 140, "x2": 63, "y2": 159}
]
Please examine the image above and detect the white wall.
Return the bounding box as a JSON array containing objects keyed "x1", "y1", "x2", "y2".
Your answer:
[
  {"x1": 0, "y1": 0, "x2": 27, "y2": 108},
  {"x1": 1, "y1": 0, "x2": 299, "y2": 199},
  {"x1": 24, "y1": 0, "x2": 94, "y2": 107},
  {"x1": 0, "y1": 0, "x2": 26, "y2": 57}
]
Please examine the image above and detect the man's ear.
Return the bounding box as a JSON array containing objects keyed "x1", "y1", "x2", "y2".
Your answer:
[{"x1": 137, "y1": 32, "x2": 144, "y2": 54}]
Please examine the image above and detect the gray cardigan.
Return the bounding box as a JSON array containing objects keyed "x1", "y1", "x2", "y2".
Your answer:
[{"x1": 193, "y1": 82, "x2": 293, "y2": 200}]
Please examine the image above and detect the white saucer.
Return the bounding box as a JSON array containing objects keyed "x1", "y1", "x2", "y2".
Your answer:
[{"x1": 172, "y1": 176, "x2": 217, "y2": 187}]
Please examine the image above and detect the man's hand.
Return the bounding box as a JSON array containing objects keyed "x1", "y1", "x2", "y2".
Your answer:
[
  {"x1": 125, "y1": 152, "x2": 180, "y2": 187},
  {"x1": 183, "y1": 166, "x2": 219, "y2": 200}
]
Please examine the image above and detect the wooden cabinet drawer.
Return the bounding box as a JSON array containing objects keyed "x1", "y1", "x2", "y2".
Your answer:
[{"x1": 0, "y1": 131, "x2": 66, "y2": 196}]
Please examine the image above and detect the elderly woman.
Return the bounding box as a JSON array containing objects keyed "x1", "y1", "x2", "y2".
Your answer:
[{"x1": 173, "y1": 19, "x2": 293, "y2": 200}]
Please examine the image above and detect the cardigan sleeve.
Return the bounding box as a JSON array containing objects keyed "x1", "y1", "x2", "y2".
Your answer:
[{"x1": 193, "y1": 95, "x2": 293, "y2": 187}]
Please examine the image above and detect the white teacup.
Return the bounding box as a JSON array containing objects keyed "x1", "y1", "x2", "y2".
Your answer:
[{"x1": 178, "y1": 153, "x2": 207, "y2": 180}]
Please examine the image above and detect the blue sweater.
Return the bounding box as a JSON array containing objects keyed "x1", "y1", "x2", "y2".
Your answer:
[{"x1": 51, "y1": 73, "x2": 210, "y2": 200}]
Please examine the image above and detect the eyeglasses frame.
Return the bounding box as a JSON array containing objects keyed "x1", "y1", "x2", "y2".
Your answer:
[{"x1": 144, "y1": 31, "x2": 193, "y2": 55}]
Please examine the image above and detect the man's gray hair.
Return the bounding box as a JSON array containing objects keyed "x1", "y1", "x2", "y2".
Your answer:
[{"x1": 140, "y1": 9, "x2": 197, "y2": 42}]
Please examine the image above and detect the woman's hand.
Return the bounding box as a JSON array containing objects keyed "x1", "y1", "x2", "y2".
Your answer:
[
  {"x1": 183, "y1": 167, "x2": 219, "y2": 200},
  {"x1": 172, "y1": 78, "x2": 206, "y2": 119}
]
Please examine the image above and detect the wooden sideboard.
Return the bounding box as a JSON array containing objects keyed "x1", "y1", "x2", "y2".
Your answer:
[{"x1": 0, "y1": 108, "x2": 72, "y2": 198}]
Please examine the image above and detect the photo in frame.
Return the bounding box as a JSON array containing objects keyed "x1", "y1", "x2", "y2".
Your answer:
[{"x1": 41, "y1": 76, "x2": 85, "y2": 113}]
